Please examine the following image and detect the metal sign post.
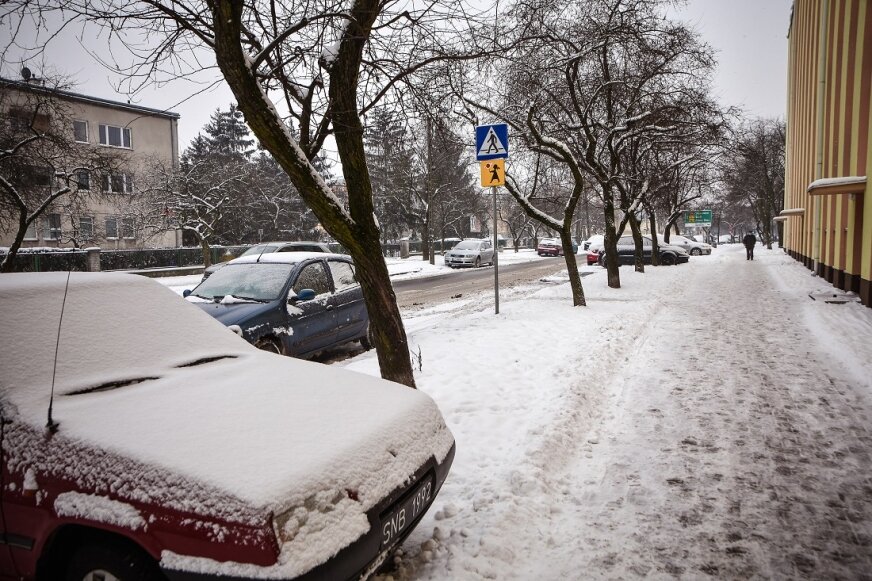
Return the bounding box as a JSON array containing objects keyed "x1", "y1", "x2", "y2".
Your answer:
[
  {"x1": 493, "y1": 186, "x2": 499, "y2": 315},
  {"x1": 475, "y1": 123, "x2": 509, "y2": 316}
]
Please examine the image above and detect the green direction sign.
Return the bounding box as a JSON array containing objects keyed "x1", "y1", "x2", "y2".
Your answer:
[{"x1": 683, "y1": 210, "x2": 712, "y2": 227}]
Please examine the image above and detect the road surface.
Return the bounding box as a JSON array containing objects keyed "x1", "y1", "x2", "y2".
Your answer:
[{"x1": 392, "y1": 257, "x2": 573, "y2": 310}]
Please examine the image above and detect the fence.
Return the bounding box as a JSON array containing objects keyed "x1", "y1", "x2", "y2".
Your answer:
[{"x1": 1, "y1": 245, "x2": 251, "y2": 273}]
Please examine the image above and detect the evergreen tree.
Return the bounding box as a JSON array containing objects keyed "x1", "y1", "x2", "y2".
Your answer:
[{"x1": 204, "y1": 104, "x2": 255, "y2": 158}]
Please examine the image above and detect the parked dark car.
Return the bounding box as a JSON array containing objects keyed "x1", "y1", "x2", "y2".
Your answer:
[
  {"x1": 202, "y1": 241, "x2": 333, "y2": 280},
  {"x1": 536, "y1": 238, "x2": 578, "y2": 256},
  {"x1": 597, "y1": 235, "x2": 690, "y2": 266},
  {"x1": 188, "y1": 252, "x2": 369, "y2": 358},
  {"x1": 0, "y1": 272, "x2": 454, "y2": 581}
]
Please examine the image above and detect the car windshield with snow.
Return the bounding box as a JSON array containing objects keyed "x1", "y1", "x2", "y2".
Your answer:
[
  {"x1": 0, "y1": 272, "x2": 454, "y2": 580},
  {"x1": 188, "y1": 252, "x2": 371, "y2": 358}
]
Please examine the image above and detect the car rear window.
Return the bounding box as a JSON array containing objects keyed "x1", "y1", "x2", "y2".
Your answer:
[{"x1": 239, "y1": 244, "x2": 279, "y2": 257}]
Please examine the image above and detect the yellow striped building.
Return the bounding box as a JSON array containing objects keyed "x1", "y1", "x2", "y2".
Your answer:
[{"x1": 782, "y1": 0, "x2": 871, "y2": 307}]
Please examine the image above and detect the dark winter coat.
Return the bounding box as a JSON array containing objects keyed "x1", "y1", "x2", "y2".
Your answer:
[{"x1": 743, "y1": 233, "x2": 757, "y2": 248}]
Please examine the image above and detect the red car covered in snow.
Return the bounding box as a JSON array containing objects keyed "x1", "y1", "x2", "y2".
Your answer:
[{"x1": 0, "y1": 272, "x2": 454, "y2": 580}]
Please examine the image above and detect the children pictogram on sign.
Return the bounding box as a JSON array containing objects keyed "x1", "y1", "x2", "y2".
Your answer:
[{"x1": 480, "y1": 159, "x2": 505, "y2": 187}]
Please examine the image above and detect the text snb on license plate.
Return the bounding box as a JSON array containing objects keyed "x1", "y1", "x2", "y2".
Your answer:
[{"x1": 380, "y1": 476, "x2": 434, "y2": 548}]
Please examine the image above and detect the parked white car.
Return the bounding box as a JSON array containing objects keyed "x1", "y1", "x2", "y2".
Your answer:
[
  {"x1": 444, "y1": 239, "x2": 495, "y2": 268},
  {"x1": 666, "y1": 234, "x2": 713, "y2": 255}
]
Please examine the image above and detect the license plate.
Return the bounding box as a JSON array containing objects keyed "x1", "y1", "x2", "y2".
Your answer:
[{"x1": 380, "y1": 475, "x2": 434, "y2": 548}]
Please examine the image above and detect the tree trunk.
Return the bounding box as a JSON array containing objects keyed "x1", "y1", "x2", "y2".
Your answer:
[
  {"x1": 209, "y1": 0, "x2": 416, "y2": 387},
  {"x1": 421, "y1": 220, "x2": 431, "y2": 262},
  {"x1": 200, "y1": 237, "x2": 212, "y2": 268},
  {"x1": 560, "y1": 228, "x2": 586, "y2": 306},
  {"x1": 602, "y1": 188, "x2": 621, "y2": 289},
  {"x1": 648, "y1": 212, "x2": 660, "y2": 266},
  {"x1": 628, "y1": 214, "x2": 645, "y2": 273}
]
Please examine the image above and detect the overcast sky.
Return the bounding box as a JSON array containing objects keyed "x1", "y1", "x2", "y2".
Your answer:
[{"x1": 1, "y1": 0, "x2": 794, "y2": 151}]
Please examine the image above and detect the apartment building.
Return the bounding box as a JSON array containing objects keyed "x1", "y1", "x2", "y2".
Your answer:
[
  {"x1": 781, "y1": 0, "x2": 871, "y2": 307},
  {"x1": 0, "y1": 76, "x2": 181, "y2": 250}
]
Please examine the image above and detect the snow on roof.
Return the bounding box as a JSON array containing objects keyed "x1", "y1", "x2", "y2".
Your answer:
[
  {"x1": 230, "y1": 251, "x2": 334, "y2": 264},
  {"x1": 808, "y1": 176, "x2": 867, "y2": 188},
  {"x1": 807, "y1": 176, "x2": 867, "y2": 193}
]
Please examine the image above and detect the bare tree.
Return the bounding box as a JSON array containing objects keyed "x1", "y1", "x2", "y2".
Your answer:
[
  {"x1": 721, "y1": 118, "x2": 785, "y2": 248},
  {"x1": 7, "y1": 0, "x2": 496, "y2": 386},
  {"x1": 461, "y1": 0, "x2": 719, "y2": 294}
]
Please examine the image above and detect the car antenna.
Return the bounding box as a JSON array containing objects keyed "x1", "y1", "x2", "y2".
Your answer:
[
  {"x1": 256, "y1": 244, "x2": 268, "y2": 263},
  {"x1": 46, "y1": 271, "x2": 72, "y2": 434}
]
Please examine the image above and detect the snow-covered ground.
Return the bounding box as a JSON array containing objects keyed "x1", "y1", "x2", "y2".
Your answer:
[{"x1": 160, "y1": 244, "x2": 872, "y2": 579}]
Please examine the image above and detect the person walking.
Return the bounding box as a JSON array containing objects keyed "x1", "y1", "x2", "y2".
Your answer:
[{"x1": 743, "y1": 231, "x2": 757, "y2": 260}]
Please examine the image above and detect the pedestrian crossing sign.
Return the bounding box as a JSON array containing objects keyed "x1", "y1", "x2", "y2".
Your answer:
[
  {"x1": 475, "y1": 124, "x2": 509, "y2": 161},
  {"x1": 481, "y1": 159, "x2": 505, "y2": 187}
]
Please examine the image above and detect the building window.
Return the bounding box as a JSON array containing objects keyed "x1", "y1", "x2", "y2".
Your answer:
[
  {"x1": 98, "y1": 124, "x2": 132, "y2": 148},
  {"x1": 24, "y1": 221, "x2": 37, "y2": 240},
  {"x1": 76, "y1": 170, "x2": 90, "y2": 190},
  {"x1": 7, "y1": 108, "x2": 50, "y2": 132},
  {"x1": 102, "y1": 172, "x2": 133, "y2": 194},
  {"x1": 78, "y1": 216, "x2": 94, "y2": 239},
  {"x1": 105, "y1": 217, "x2": 118, "y2": 239},
  {"x1": 44, "y1": 213, "x2": 61, "y2": 240},
  {"x1": 18, "y1": 164, "x2": 52, "y2": 187},
  {"x1": 73, "y1": 120, "x2": 89, "y2": 143},
  {"x1": 121, "y1": 217, "x2": 135, "y2": 239}
]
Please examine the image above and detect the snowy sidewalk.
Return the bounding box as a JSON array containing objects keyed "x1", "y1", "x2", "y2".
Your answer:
[{"x1": 348, "y1": 243, "x2": 872, "y2": 580}]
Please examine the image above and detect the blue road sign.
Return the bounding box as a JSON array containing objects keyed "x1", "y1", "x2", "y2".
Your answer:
[{"x1": 475, "y1": 124, "x2": 509, "y2": 161}]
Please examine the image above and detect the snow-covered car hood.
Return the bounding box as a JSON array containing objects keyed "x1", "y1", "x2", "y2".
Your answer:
[{"x1": 0, "y1": 273, "x2": 454, "y2": 517}]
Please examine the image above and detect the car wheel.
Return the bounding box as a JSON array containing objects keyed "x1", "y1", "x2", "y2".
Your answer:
[
  {"x1": 474, "y1": 256, "x2": 481, "y2": 268},
  {"x1": 360, "y1": 323, "x2": 374, "y2": 351},
  {"x1": 661, "y1": 253, "x2": 676, "y2": 265},
  {"x1": 255, "y1": 337, "x2": 282, "y2": 355},
  {"x1": 690, "y1": 248, "x2": 701, "y2": 256},
  {"x1": 65, "y1": 540, "x2": 163, "y2": 581}
]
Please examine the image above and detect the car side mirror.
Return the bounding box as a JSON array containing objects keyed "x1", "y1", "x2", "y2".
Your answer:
[
  {"x1": 293, "y1": 288, "x2": 316, "y2": 302},
  {"x1": 183, "y1": 289, "x2": 192, "y2": 298}
]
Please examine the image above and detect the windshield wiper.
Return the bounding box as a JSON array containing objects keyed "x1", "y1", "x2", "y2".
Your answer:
[
  {"x1": 234, "y1": 295, "x2": 268, "y2": 302},
  {"x1": 220, "y1": 294, "x2": 268, "y2": 303}
]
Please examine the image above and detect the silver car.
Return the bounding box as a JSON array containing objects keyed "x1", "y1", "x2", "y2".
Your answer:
[
  {"x1": 666, "y1": 234, "x2": 713, "y2": 255},
  {"x1": 203, "y1": 241, "x2": 333, "y2": 280},
  {"x1": 444, "y1": 239, "x2": 495, "y2": 268}
]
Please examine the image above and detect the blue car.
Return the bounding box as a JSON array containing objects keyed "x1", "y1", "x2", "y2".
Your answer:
[{"x1": 186, "y1": 252, "x2": 371, "y2": 357}]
